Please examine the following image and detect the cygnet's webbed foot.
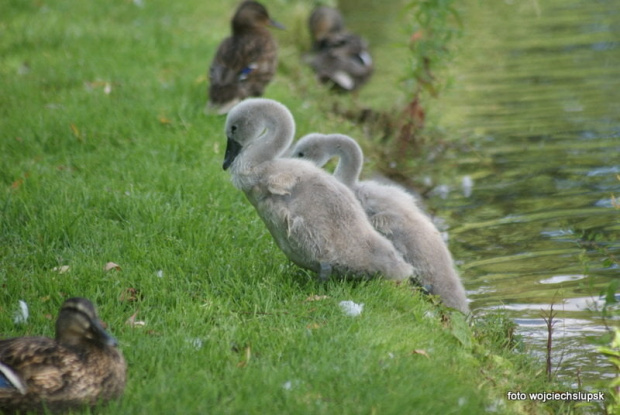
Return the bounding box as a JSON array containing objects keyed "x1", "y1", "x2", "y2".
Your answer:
[
  {"x1": 421, "y1": 284, "x2": 434, "y2": 296},
  {"x1": 317, "y1": 262, "x2": 332, "y2": 282},
  {"x1": 408, "y1": 276, "x2": 433, "y2": 296}
]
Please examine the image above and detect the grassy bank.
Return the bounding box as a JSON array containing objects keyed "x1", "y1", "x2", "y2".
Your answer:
[{"x1": 1, "y1": 0, "x2": 571, "y2": 413}]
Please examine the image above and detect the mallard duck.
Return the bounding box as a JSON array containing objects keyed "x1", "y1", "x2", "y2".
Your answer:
[
  {"x1": 306, "y1": 6, "x2": 373, "y2": 92},
  {"x1": 206, "y1": 1, "x2": 284, "y2": 115},
  {"x1": 0, "y1": 298, "x2": 127, "y2": 414}
]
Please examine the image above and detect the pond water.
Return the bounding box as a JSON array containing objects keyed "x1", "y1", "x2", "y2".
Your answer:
[
  {"x1": 429, "y1": 0, "x2": 620, "y2": 387},
  {"x1": 338, "y1": 0, "x2": 618, "y2": 389}
]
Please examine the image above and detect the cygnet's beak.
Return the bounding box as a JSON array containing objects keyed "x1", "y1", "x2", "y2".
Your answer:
[{"x1": 223, "y1": 137, "x2": 242, "y2": 170}]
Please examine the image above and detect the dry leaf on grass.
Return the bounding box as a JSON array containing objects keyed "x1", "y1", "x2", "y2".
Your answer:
[
  {"x1": 104, "y1": 262, "x2": 121, "y2": 272},
  {"x1": 84, "y1": 80, "x2": 113, "y2": 94},
  {"x1": 119, "y1": 287, "x2": 141, "y2": 302},
  {"x1": 411, "y1": 349, "x2": 430, "y2": 359},
  {"x1": 11, "y1": 179, "x2": 23, "y2": 190},
  {"x1": 125, "y1": 310, "x2": 146, "y2": 327},
  {"x1": 305, "y1": 295, "x2": 329, "y2": 302},
  {"x1": 236, "y1": 346, "x2": 252, "y2": 368},
  {"x1": 70, "y1": 123, "x2": 81, "y2": 140}
]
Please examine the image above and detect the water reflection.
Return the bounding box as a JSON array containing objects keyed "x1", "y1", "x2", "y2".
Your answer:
[
  {"x1": 539, "y1": 274, "x2": 586, "y2": 285},
  {"x1": 430, "y1": 0, "x2": 620, "y2": 385}
]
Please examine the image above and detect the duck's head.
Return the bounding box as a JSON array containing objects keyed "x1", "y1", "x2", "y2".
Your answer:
[
  {"x1": 55, "y1": 298, "x2": 118, "y2": 349},
  {"x1": 232, "y1": 1, "x2": 285, "y2": 34},
  {"x1": 309, "y1": 6, "x2": 345, "y2": 42}
]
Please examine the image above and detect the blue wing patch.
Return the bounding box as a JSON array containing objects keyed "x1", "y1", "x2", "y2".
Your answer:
[
  {"x1": 238, "y1": 63, "x2": 258, "y2": 81},
  {"x1": 0, "y1": 374, "x2": 12, "y2": 389}
]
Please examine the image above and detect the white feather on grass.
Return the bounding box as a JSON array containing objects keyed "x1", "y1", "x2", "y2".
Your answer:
[{"x1": 13, "y1": 300, "x2": 28, "y2": 325}]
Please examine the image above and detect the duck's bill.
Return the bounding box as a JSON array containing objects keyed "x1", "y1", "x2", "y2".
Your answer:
[
  {"x1": 269, "y1": 19, "x2": 285, "y2": 30},
  {"x1": 92, "y1": 319, "x2": 119, "y2": 347}
]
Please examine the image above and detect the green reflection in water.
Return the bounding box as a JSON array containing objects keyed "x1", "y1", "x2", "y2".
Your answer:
[
  {"x1": 429, "y1": 0, "x2": 620, "y2": 385},
  {"x1": 330, "y1": 0, "x2": 619, "y2": 388}
]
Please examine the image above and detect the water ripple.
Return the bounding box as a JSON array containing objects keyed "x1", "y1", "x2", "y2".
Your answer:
[{"x1": 435, "y1": 0, "x2": 620, "y2": 386}]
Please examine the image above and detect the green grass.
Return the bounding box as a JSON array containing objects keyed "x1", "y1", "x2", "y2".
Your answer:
[{"x1": 0, "y1": 0, "x2": 574, "y2": 413}]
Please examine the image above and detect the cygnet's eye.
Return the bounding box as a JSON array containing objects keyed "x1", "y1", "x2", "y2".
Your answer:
[
  {"x1": 297, "y1": 152, "x2": 304, "y2": 157},
  {"x1": 230, "y1": 125, "x2": 238, "y2": 133}
]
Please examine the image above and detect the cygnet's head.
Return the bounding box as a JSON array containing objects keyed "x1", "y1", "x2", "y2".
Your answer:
[
  {"x1": 289, "y1": 133, "x2": 332, "y2": 167},
  {"x1": 223, "y1": 98, "x2": 294, "y2": 170}
]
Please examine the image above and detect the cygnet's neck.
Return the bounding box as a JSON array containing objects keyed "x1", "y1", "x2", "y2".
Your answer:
[
  {"x1": 242, "y1": 104, "x2": 295, "y2": 170},
  {"x1": 324, "y1": 134, "x2": 363, "y2": 188}
]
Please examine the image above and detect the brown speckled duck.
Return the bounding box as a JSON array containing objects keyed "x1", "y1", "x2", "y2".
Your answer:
[
  {"x1": 0, "y1": 298, "x2": 127, "y2": 414},
  {"x1": 306, "y1": 6, "x2": 373, "y2": 92},
  {"x1": 207, "y1": 1, "x2": 284, "y2": 114}
]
